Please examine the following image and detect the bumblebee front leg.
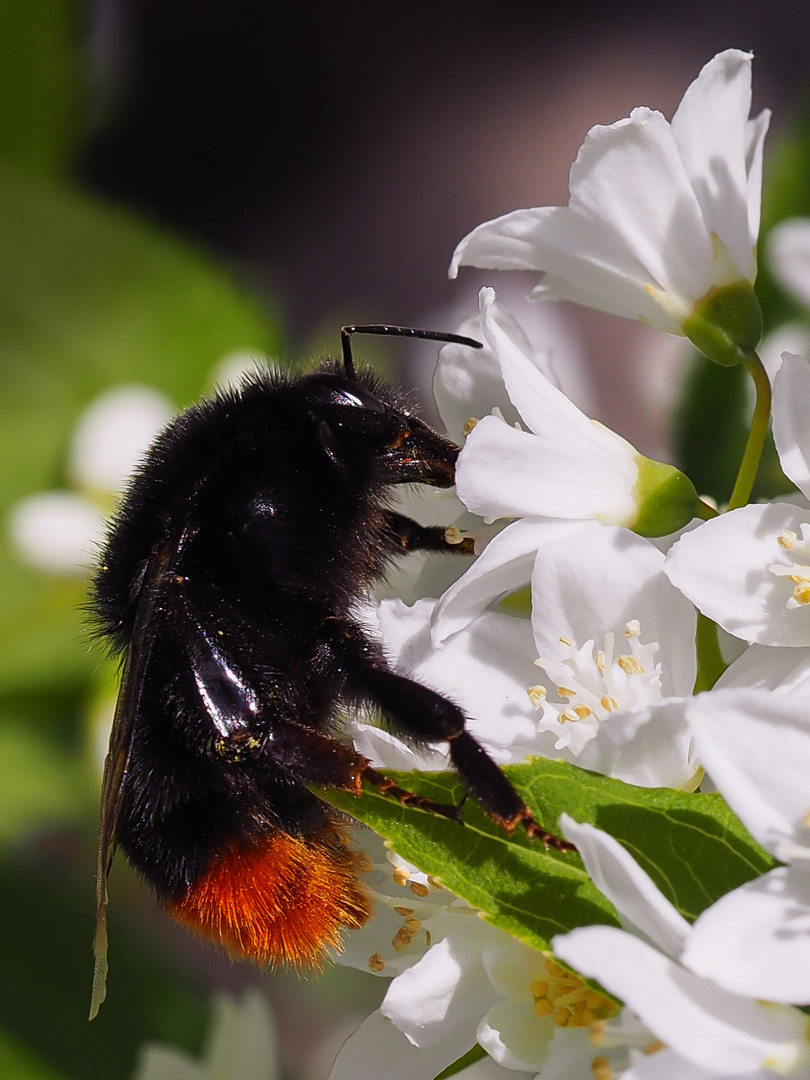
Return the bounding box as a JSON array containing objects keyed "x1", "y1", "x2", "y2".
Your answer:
[{"x1": 383, "y1": 511, "x2": 475, "y2": 555}]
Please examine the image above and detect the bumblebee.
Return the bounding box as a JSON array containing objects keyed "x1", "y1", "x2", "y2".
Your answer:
[{"x1": 90, "y1": 325, "x2": 569, "y2": 1018}]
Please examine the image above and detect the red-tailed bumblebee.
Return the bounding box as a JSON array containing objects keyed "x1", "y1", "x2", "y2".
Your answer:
[{"x1": 90, "y1": 325, "x2": 571, "y2": 1018}]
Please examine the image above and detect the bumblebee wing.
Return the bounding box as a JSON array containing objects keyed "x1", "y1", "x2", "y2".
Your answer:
[{"x1": 90, "y1": 537, "x2": 180, "y2": 1020}]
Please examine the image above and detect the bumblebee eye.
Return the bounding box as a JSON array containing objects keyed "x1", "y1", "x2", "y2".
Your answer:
[
  {"x1": 306, "y1": 378, "x2": 387, "y2": 414},
  {"x1": 331, "y1": 389, "x2": 369, "y2": 409}
]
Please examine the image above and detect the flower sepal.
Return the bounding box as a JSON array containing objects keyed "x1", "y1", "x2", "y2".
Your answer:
[
  {"x1": 630, "y1": 456, "x2": 700, "y2": 537},
  {"x1": 681, "y1": 278, "x2": 763, "y2": 368}
]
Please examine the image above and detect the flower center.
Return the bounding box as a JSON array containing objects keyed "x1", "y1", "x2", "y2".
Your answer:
[
  {"x1": 527, "y1": 622, "x2": 663, "y2": 755},
  {"x1": 530, "y1": 957, "x2": 617, "y2": 1028},
  {"x1": 769, "y1": 527, "x2": 810, "y2": 608}
]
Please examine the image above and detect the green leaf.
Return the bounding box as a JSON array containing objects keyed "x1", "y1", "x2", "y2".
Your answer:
[
  {"x1": 433, "y1": 1044, "x2": 487, "y2": 1080},
  {"x1": 322, "y1": 759, "x2": 774, "y2": 952},
  {"x1": 323, "y1": 765, "x2": 619, "y2": 955},
  {"x1": 0, "y1": 712, "x2": 83, "y2": 842},
  {"x1": 0, "y1": 1026, "x2": 71, "y2": 1080}
]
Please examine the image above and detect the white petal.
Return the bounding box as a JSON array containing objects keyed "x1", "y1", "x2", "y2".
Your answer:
[
  {"x1": 715, "y1": 643, "x2": 810, "y2": 694},
  {"x1": 477, "y1": 1001, "x2": 554, "y2": 1071},
  {"x1": 432, "y1": 519, "x2": 579, "y2": 645},
  {"x1": 576, "y1": 700, "x2": 698, "y2": 790},
  {"x1": 7, "y1": 491, "x2": 105, "y2": 575},
  {"x1": 348, "y1": 719, "x2": 442, "y2": 774},
  {"x1": 481, "y1": 937, "x2": 546, "y2": 1004},
  {"x1": 433, "y1": 291, "x2": 556, "y2": 443},
  {"x1": 553, "y1": 926, "x2": 806, "y2": 1075},
  {"x1": 378, "y1": 598, "x2": 550, "y2": 763},
  {"x1": 456, "y1": 412, "x2": 637, "y2": 524},
  {"x1": 565, "y1": 108, "x2": 712, "y2": 302},
  {"x1": 476, "y1": 288, "x2": 597, "y2": 441},
  {"x1": 381, "y1": 926, "x2": 498, "y2": 1050},
  {"x1": 684, "y1": 866, "x2": 810, "y2": 1005},
  {"x1": 541, "y1": 1027, "x2": 631, "y2": 1080},
  {"x1": 768, "y1": 218, "x2": 810, "y2": 309},
  {"x1": 686, "y1": 688, "x2": 810, "y2": 855},
  {"x1": 327, "y1": 1009, "x2": 459, "y2": 1080},
  {"x1": 531, "y1": 523, "x2": 697, "y2": 697},
  {"x1": 745, "y1": 109, "x2": 771, "y2": 254},
  {"x1": 70, "y1": 385, "x2": 173, "y2": 493},
  {"x1": 621, "y1": 1047, "x2": 750, "y2": 1080},
  {"x1": 670, "y1": 50, "x2": 758, "y2": 281},
  {"x1": 759, "y1": 325, "x2": 810, "y2": 386},
  {"x1": 665, "y1": 503, "x2": 810, "y2": 646},
  {"x1": 559, "y1": 817, "x2": 690, "y2": 958},
  {"x1": 772, "y1": 352, "x2": 810, "y2": 499}
]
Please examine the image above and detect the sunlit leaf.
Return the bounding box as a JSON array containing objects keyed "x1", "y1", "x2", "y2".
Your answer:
[{"x1": 323, "y1": 759, "x2": 774, "y2": 952}]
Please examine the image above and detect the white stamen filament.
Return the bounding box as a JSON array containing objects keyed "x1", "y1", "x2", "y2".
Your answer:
[{"x1": 528, "y1": 622, "x2": 663, "y2": 755}]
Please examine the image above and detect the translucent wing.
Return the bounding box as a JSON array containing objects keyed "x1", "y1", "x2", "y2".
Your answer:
[{"x1": 89, "y1": 533, "x2": 184, "y2": 1020}]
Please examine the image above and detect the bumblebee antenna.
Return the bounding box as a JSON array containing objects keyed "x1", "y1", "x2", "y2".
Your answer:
[{"x1": 340, "y1": 324, "x2": 483, "y2": 379}]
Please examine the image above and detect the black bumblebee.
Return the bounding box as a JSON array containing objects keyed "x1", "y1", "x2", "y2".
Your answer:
[{"x1": 90, "y1": 325, "x2": 570, "y2": 1018}]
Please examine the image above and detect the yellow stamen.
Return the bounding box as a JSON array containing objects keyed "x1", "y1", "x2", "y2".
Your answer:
[
  {"x1": 618, "y1": 655, "x2": 644, "y2": 675},
  {"x1": 528, "y1": 685, "x2": 547, "y2": 708}
]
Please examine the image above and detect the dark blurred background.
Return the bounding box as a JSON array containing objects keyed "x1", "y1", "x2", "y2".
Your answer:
[{"x1": 82, "y1": 0, "x2": 810, "y2": 452}]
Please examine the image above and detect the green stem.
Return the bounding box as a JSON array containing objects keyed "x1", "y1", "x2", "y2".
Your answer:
[
  {"x1": 727, "y1": 351, "x2": 771, "y2": 511},
  {"x1": 693, "y1": 612, "x2": 728, "y2": 692}
]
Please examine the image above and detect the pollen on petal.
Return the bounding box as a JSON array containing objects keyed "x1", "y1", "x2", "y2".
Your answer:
[{"x1": 167, "y1": 829, "x2": 371, "y2": 967}]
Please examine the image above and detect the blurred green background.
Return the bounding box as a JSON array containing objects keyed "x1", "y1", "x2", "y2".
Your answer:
[{"x1": 3, "y1": 3, "x2": 810, "y2": 1079}]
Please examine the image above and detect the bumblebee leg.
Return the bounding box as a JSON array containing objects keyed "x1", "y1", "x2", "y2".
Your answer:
[
  {"x1": 362, "y1": 765, "x2": 463, "y2": 822},
  {"x1": 265, "y1": 725, "x2": 370, "y2": 794},
  {"x1": 265, "y1": 716, "x2": 462, "y2": 820},
  {"x1": 383, "y1": 511, "x2": 475, "y2": 555},
  {"x1": 331, "y1": 626, "x2": 573, "y2": 851}
]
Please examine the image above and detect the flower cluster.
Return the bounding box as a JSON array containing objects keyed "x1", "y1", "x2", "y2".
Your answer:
[{"x1": 331, "y1": 49, "x2": 810, "y2": 1080}]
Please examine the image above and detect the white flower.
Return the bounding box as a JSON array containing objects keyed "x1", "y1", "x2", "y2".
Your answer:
[
  {"x1": 768, "y1": 219, "x2": 810, "y2": 310},
  {"x1": 681, "y1": 688, "x2": 810, "y2": 1005},
  {"x1": 432, "y1": 290, "x2": 592, "y2": 446},
  {"x1": 363, "y1": 519, "x2": 698, "y2": 790},
  {"x1": 553, "y1": 817, "x2": 810, "y2": 1079},
  {"x1": 448, "y1": 289, "x2": 641, "y2": 529},
  {"x1": 7, "y1": 385, "x2": 173, "y2": 576},
  {"x1": 450, "y1": 51, "x2": 769, "y2": 337},
  {"x1": 133, "y1": 990, "x2": 279, "y2": 1080},
  {"x1": 665, "y1": 352, "x2": 810, "y2": 647}
]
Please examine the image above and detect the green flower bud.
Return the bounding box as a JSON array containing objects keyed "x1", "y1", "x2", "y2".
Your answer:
[
  {"x1": 681, "y1": 280, "x2": 763, "y2": 368},
  {"x1": 631, "y1": 457, "x2": 700, "y2": 537}
]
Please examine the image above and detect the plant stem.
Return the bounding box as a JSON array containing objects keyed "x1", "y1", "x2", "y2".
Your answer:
[
  {"x1": 727, "y1": 351, "x2": 771, "y2": 511},
  {"x1": 693, "y1": 612, "x2": 728, "y2": 692}
]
